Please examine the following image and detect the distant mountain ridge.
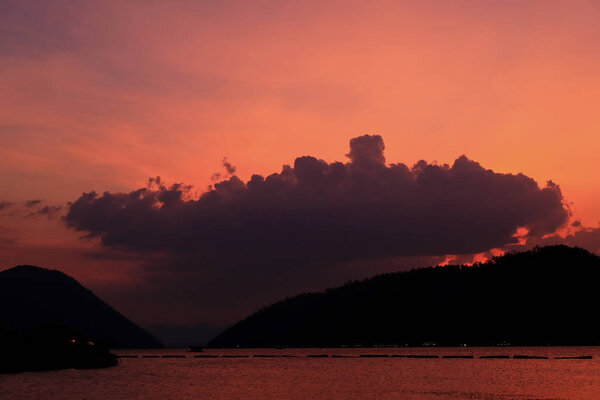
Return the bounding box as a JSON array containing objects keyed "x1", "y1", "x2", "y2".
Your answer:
[
  {"x1": 0, "y1": 265, "x2": 162, "y2": 348},
  {"x1": 209, "y1": 246, "x2": 600, "y2": 347}
]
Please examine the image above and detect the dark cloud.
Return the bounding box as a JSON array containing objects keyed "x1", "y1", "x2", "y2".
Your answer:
[
  {"x1": 25, "y1": 205, "x2": 62, "y2": 219},
  {"x1": 211, "y1": 158, "x2": 237, "y2": 182},
  {"x1": 147, "y1": 176, "x2": 162, "y2": 187},
  {"x1": 0, "y1": 201, "x2": 14, "y2": 211},
  {"x1": 0, "y1": 199, "x2": 62, "y2": 219},
  {"x1": 14, "y1": 199, "x2": 64, "y2": 219},
  {"x1": 65, "y1": 135, "x2": 569, "y2": 262},
  {"x1": 222, "y1": 158, "x2": 236, "y2": 175},
  {"x1": 24, "y1": 199, "x2": 42, "y2": 208},
  {"x1": 61, "y1": 134, "x2": 574, "y2": 325},
  {"x1": 511, "y1": 225, "x2": 600, "y2": 255}
]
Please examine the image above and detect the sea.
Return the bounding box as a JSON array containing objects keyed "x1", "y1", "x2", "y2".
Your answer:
[{"x1": 2, "y1": 347, "x2": 600, "y2": 399}]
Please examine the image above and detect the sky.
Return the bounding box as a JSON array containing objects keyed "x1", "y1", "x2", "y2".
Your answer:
[{"x1": 1, "y1": 0, "x2": 600, "y2": 328}]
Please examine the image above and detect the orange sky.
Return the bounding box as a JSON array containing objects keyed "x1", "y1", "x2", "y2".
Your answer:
[{"x1": 1, "y1": 0, "x2": 600, "y2": 325}]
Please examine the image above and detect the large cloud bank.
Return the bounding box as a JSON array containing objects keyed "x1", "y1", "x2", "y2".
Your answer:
[{"x1": 65, "y1": 135, "x2": 569, "y2": 264}]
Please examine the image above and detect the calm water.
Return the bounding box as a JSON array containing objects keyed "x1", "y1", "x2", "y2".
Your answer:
[{"x1": 2, "y1": 347, "x2": 600, "y2": 399}]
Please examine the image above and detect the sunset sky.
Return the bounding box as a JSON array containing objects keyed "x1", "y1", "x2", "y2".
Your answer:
[{"x1": 1, "y1": 0, "x2": 600, "y2": 328}]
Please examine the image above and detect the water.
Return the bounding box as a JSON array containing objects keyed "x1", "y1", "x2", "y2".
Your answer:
[{"x1": 2, "y1": 347, "x2": 600, "y2": 399}]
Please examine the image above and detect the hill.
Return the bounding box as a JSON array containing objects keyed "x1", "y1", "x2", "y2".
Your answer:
[
  {"x1": 0, "y1": 265, "x2": 162, "y2": 348},
  {"x1": 0, "y1": 323, "x2": 118, "y2": 373},
  {"x1": 209, "y1": 245, "x2": 600, "y2": 347}
]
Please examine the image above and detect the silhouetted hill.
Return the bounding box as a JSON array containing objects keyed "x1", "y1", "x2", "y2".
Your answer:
[
  {"x1": 0, "y1": 323, "x2": 118, "y2": 373},
  {"x1": 209, "y1": 246, "x2": 600, "y2": 347},
  {"x1": 0, "y1": 265, "x2": 162, "y2": 348}
]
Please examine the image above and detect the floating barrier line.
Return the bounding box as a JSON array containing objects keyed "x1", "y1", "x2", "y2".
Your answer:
[
  {"x1": 513, "y1": 355, "x2": 549, "y2": 359},
  {"x1": 443, "y1": 355, "x2": 474, "y2": 359},
  {"x1": 359, "y1": 354, "x2": 390, "y2": 357},
  {"x1": 391, "y1": 355, "x2": 438, "y2": 358},
  {"x1": 480, "y1": 355, "x2": 510, "y2": 359}
]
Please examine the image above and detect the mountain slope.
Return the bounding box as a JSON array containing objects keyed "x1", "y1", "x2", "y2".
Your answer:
[
  {"x1": 209, "y1": 245, "x2": 600, "y2": 347},
  {"x1": 0, "y1": 265, "x2": 162, "y2": 348}
]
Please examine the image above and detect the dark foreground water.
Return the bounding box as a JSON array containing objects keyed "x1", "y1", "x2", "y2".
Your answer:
[{"x1": 2, "y1": 347, "x2": 600, "y2": 399}]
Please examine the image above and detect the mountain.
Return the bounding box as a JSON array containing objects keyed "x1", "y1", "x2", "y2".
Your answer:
[
  {"x1": 0, "y1": 265, "x2": 162, "y2": 348},
  {"x1": 209, "y1": 245, "x2": 600, "y2": 347},
  {"x1": 0, "y1": 323, "x2": 118, "y2": 373},
  {"x1": 147, "y1": 323, "x2": 226, "y2": 348}
]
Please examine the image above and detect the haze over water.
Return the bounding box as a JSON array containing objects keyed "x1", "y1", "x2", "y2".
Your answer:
[{"x1": 2, "y1": 347, "x2": 599, "y2": 400}]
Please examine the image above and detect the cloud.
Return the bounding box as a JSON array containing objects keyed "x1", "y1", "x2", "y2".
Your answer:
[
  {"x1": 0, "y1": 201, "x2": 14, "y2": 211},
  {"x1": 24, "y1": 199, "x2": 42, "y2": 208},
  {"x1": 15, "y1": 199, "x2": 64, "y2": 219},
  {"x1": 60, "y1": 134, "x2": 575, "y2": 325},
  {"x1": 25, "y1": 205, "x2": 62, "y2": 219},
  {"x1": 0, "y1": 199, "x2": 62, "y2": 219},
  {"x1": 211, "y1": 158, "x2": 237, "y2": 182},
  {"x1": 510, "y1": 224, "x2": 600, "y2": 255},
  {"x1": 65, "y1": 135, "x2": 569, "y2": 262},
  {"x1": 222, "y1": 158, "x2": 236, "y2": 175}
]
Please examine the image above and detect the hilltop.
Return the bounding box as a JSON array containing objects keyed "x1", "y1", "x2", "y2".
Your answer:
[
  {"x1": 209, "y1": 246, "x2": 600, "y2": 347},
  {"x1": 0, "y1": 265, "x2": 162, "y2": 348}
]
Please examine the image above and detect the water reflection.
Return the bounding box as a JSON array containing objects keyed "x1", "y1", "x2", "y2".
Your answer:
[{"x1": 1, "y1": 347, "x2": 599, "y2": 400}]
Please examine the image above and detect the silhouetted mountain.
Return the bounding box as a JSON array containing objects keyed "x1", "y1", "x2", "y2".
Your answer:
[
  {"x1": 0, "y1": 323, "x2": 118, "y2": 373},
  {"x1": 209, "y1": 246, "x2": 600, "y2": 347},
  {"x1": 0, "y1": 265, "x2": 162, "y2": 348},
  {"x1": 147, "y1": 323, "x2": 226, "y2": 348}
]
